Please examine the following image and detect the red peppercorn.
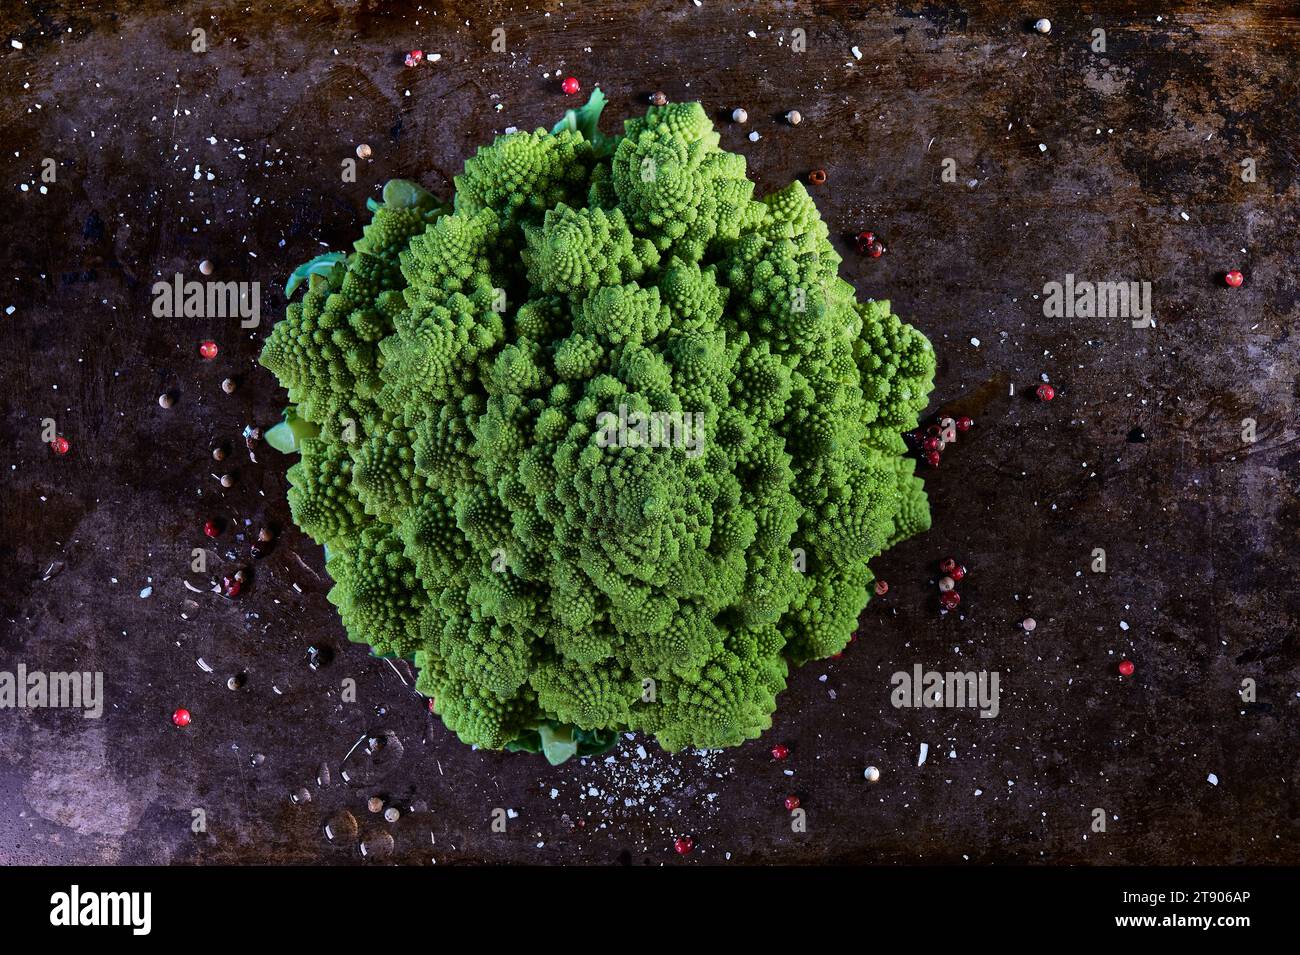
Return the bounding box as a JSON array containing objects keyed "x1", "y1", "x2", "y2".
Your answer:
[
  {"x1": 771, "y1": 743, "x2": 789, "y2": 760},
  {"x1": 956, "y1": 415, "x2": 974, "y2": 432},
  {"x1": 950, "y1": 564, "x2": 967, "y2": 582},
  {"x1": 874, "y1": 580, "x2": 889, "y2": 596},
  {"x1": 199, "y1": 340, "x2": 218, "y2": 360},
  {"x1": 939, "y1": 557, "x2": 957, "y2": 575},
  {"x1": 939, "y1": 591, "x2": 961, "y2": 611},
  {"x1": 784, "y1": 795, "x2": 801, "y2": 811},
  {"x1": 924, "y1": 450, "x2": 941, "y2": 468},
  {"x1": 50, "y1": 436, "x2": 70, "y2": 455},
  {"x1": 404, "y1": 50, "x2": 423, "y2": 67},
  {"x1": 1036, "y1": 383, "x2": 1055, "y2": 402},
  {"x1": 808, "y1": 168, "x2": 827, "y2": 186},
  {"x1": 923, "y1": 436, "x2": 940, "y2": 452},
  {"x1": 673, "y1": 835, "x2": 694, "y2": 855},
  {"x1": 203, "y1": 519, "x2": 219, "y2": 538},
  {"x1": 221, "y1": 576, "x2": 241, "y2": 598},
  {"x1": 855, "y1": 231, "x2": 875, "y2": 254},
  {"x1": 868, "y1": 240, "x2": 885, "y2": 258},
  {"x1": 562, "y1": 76, "x2": 580, "y2": 95},
  {"x1": 1224, "y1": 270, "x2": 1243, "y2": 288},
  {"x1": 172, "y1": 708, "x2": 192, "y2": 727},
  {"x1": 1118, "y1": 659, "x2": 1135, "y2": 676}
]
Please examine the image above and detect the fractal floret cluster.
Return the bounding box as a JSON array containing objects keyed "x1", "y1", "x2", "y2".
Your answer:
[{"x1": 260, "y1": 93, "x2": 935, "y2": 759}]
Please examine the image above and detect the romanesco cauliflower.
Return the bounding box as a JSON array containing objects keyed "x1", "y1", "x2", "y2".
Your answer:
[{"x1": 260, "y1": 92, "x2": 935, "y2": 761}]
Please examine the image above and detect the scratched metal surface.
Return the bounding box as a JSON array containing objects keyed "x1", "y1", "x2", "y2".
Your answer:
[{"x1": 0, "y1": 0, "x2": 1297, "y2": 865}]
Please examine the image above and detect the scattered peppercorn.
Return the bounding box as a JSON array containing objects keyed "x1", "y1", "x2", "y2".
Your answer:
[
  {"x1": 923, "y1": 436, "x2": 940, "y2": 452},
  {"x1": 731, "y1": 107, "x2": 748, "y2": 124},
  {"x1": 227, "y1": 674, "x2": 244, "y2": 690},
  {"x1": 939, "y1": 558, "x2": 957, "y2": 575},
  {"x1": 172, "y1": 708, "x2": 192, "y2": 727},
  {"x1": 221, "y1": 377, "x2": 236, "y2": 394},
  {"x1": 220, "y1": 576, "x2": 241, "y2": 598},
  {"x1": 367, "y1": 796, "x2": 384, "y2": 813},
  {"x1": 785, "y1": 109, "x2": 802, "y2": 126},
  {"x1": 1118, "y1": 659, "x2": 1135, "y2": 676},
  {"x1": 356, "y1": 143, "x2": 373, "y2": 160},
  {"x1": 1022, "y1": 617, "x2": 1037, "y2": 632},
  {"x1": 404, "y1": 50, "x2": 423, "y2": 67},
  {"x1": 863, "y1": 765, "x2": 881, "y2": 783},
  {"x1": 203, "y1": 519, "x2": 220, "y2": 538},
  {"x1": 874, "y1": 580, "x2": 889, "y2": 596},
  {"x1": 1034, "y1": 18, "x2": 1052, "y2": 34},
  {"x1": 808, "y1": 168, "x2": 827, "y2": 186},
  {"x1": 1224, "y1": 269, "x2": 1243, "y2": 288},
  {"x1": 651, "y1": 91, "x2": 668, "y2": 106},
  {"x1": 673, "y1": 835, "x2": 694, "y2": 855},
  {"x1": 938, "y1": 576, "x2": 956, "y2": 593},
  {"x1": 956, "y1": 415, "x2": 974, "y2": 432},
  {"x1": 939, "y1": 591, "x2": 961, "y2": 611},
  {"x1": 219, "y1": 473, "x2": 235, "y2": 488},
  {"x1": 258, "y1": 528, "x2": 273, "y2": 543},
  {"x1": 199, "y1": 259, "x2": 214, "y2": 276},
  {"x1": 158, "y1": 392, "x2": 175, "y2": 409},
  {"x1": 771, "y1": 743, "x2": 789, "y2": 760},
  {"x1": 854, "y1": 231, "x2": 875, "y2": 254},
  {"x1": 199, "y1": 340, "x2": 218, "y2": 360},
  {"x1": 562, "y1": 76, "x2": 580, "y2": 95},
  {"x1": 784, "y1": 795, "x2": 801, "y2": 811},
  {"x1": 868, "y1": 240, "x2": 885, "y2": 258},
  {"x1": 924, "y1": 449, "x2": 941, "y2": 468},
  {"x1": 212, "y1": 446, "x2": 226, "y2": 462},
  {"x1": 1036, "y1": 383, "x2": 1055, "y2": 402},
  {"x1": 384, "y1": 807, "x2": 400, "y2": 822},
  {"x1": 950, "y1": 564, "x2": 967, "y2": 582},
  {"x1": 50, "y1": 435, "x2": 70, "y2": 455}
]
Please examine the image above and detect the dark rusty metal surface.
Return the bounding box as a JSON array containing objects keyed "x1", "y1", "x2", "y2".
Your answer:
[{"x1": 1, "y1": 0, "x2": 1297, "y2": 865}]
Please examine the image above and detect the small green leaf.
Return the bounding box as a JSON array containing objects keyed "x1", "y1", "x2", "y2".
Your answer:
[
  {"x1": 264, "y1": 407, "x2": 320, "y2": 454},
  {"x1": 551, "y1": 87, "x2": 616, "y2": 157},
  {"x1": 538, "y1": 723, "x2": 579, "y2": 766},
  {"x1": 574, "y1": 727, "x2": 620, "y2": 758},
  {"x1": 381, "y1": 178, "x2": 436, "y2": 211},
  {"x1": 505, "y1": 729, "x2": 542, "y2": 754},
  {"x1": 285, "y1": 252, "x2": 346, "y2": 299}
]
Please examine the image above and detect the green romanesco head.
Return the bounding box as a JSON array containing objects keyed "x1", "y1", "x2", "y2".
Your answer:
[{"x1": 261, "y1": 94, "x2": 935, "y2": 759}]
